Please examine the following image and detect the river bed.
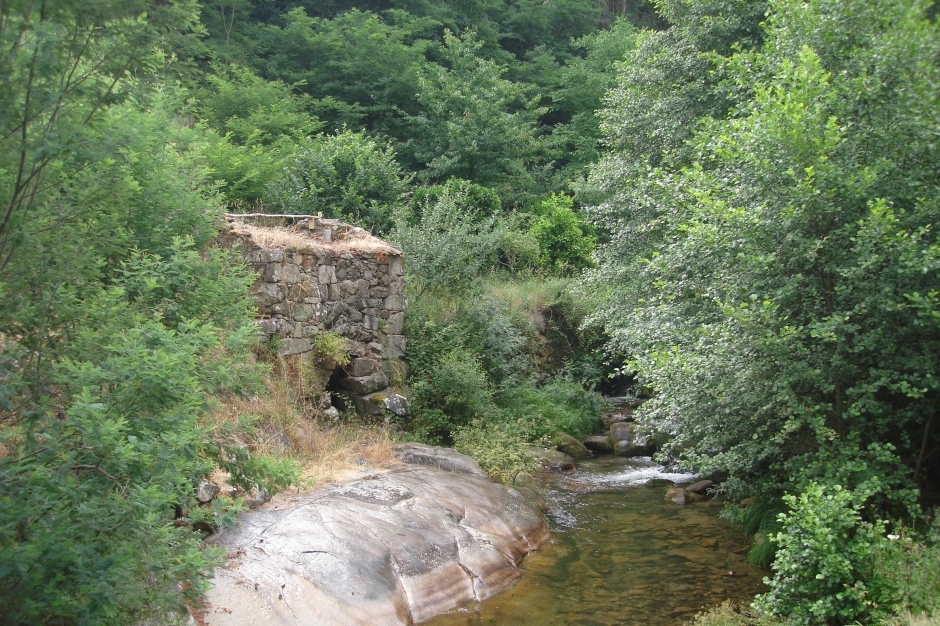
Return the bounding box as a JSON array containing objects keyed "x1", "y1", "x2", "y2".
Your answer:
[{"x1": 424, "y1": 456, "x2": 768, "y2": 626}]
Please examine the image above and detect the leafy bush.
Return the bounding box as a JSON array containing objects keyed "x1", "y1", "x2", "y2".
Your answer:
[
  {"x1": 527, "y1": 193, "x2": 595, "y2": 272},
  {"x1": 197, "y1": 64, "x2": 324, "y2": 205},
  {"x1": 204, "y1": 132, "x2": 287, "y2": 206},
  {"x1": 269, "y1": 128, "x2": 411, "y2": 233},
  {"x1": 689, "y1": 601, "x2": 785, "y2": 626},
  {"x1": 453, "y1": 419, "x2": 538, "y2": 484},
  {"x1": 461, "y1": 296, "x2": 530, "y2": 385},
  {"x1": 500, "y1": 379, "x2": 604, "y2": 441},
  {"x1": 0, "y1": 15, "x2": 300, "y2": 616},
  {"x1": 408, "y1": 348, "x2": 499, "y2": 443},
  {"x1": 494, "y1": 215, "x2": 543, "y2": 277},
  {"x1": 870, "y1": 520, "x2": 940, "y2": 620},
  {"x1": 403, "y1": 280, "x2": 605, "y2": 447},
  {"x1": 755, "y1": 483, "x2": 884, "y2": 624},
  {"x1": 410, "y1": 178, "x2": 501, "y2": 223},
  {"x1": 582, "y1": 0, "x2": 940, "y2": 568},
  {"x1": 391, "y1": 186, "x2": 501, "y2": 296},
  {"x1": 312, "y1": 331, "x2": 351, "y2": 367},
  {"x1": 408, "y1": 29, "x2": 547, "y2": 205},
  {"x1": 197, "y1": 64, "x2": 322, "y2": 147}
]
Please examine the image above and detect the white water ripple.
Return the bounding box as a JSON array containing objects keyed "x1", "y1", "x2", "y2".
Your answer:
[{"x1": 572, "y1": 457, "x2": 698, "y2": 488}]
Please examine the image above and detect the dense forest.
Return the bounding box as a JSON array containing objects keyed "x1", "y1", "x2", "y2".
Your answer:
[{"x1": 1, "y1": 0, "x2": 939, "y2": 624}]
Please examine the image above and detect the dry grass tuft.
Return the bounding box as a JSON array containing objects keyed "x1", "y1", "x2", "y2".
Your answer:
[
  {"x1": 237, "y1": 224, "x2": 320, "y2": 251},
  {"x1": 297, "y1": 427, "x2": 395, "y2": 485},
  {"x1": 485, "y1": 276, "x2": 573, "y2": 314},
  {"x1": 205, "y1": 355, "x2": 398, "y2": 491},
  {"x1": 229, "y1": 222, "x2": 400, "y2": 256}
]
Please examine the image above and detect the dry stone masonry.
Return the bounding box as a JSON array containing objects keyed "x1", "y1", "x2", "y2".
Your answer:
[{"x1": 219, "y1": 213, "x2": 408, "y2": 418}]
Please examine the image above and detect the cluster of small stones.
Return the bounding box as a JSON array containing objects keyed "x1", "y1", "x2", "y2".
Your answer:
[
  {"x1": 581, "y1": 397, "x2": 657, "y2": 457},
  {"x1": 530, "y1": 397, "x2": 661, "y2": 473},
  {"x1": 220, "y1": 214, "x2": 408, "y2": 419}
]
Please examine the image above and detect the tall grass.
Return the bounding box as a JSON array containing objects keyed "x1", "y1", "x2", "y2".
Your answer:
[
  {"x1": 206, "y1": 355, "x2": 394, "y2": 491},
  {"x1": 484, "y1": 276, "x2": 574, "y2": 316}
]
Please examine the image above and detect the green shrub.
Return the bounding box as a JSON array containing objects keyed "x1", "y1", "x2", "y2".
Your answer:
[
  {"x1": 391, "y1": 187, "x2": 500, "y2": 296},
  {"x1": 0, "y1": 83, "x2": 299, "y2": 620},
  {"x1": 688, "y1": 601, "x2": 785, "y2": 626},
  {"x1": 197, "y1": 64, "x2": 322, "y2": 148},
  {"x1": 755, "y1": 483, "x2": 885, "y2": 625},
  {"x1": 410, "y1": 178, "x2": 501, "y2": 223},
  {"x1": 494, "y1": 216, "x2": 543, "y2": 277},
  {"x1": 311, "y1": 331, "x2": 351, "y2": 367},
  {"x1": 408, "y1": 349, "x2": 499, "y2": 443},
  {"x1": 452, "y1": 419, "x2": 538, "y2": 483},
  {"x1": 722, "y1": 497, "x2": 783, "y2": 568},
  {"x1": 403, "y1": 280, "x2": 605, "y2": 447},
  {"x1": 404, "y1": 290, "x2": 530, "y2": 388},
  {"x1": 870, "y1": 519, "x2": 940, "y2": 620},
  {"x1": 526, "y1": 193, "x2": 595, "y2": 272},
  {"x1": 269, "y1": 128, "x2": 411, "y2": 233},
  {"x1": 499, "y1": 379, "x2": 604, "y2": 441},
  {"x1": 462, "y1": 296, "x2": 530, "y2": 386},
  {"x1": 196, "y1": 64, "x2": 324, "y2": 204}
]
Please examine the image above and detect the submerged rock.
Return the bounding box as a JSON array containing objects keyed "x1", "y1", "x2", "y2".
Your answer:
[
  {"x1": 665, "y1": 487, "x2": 691, "y2": 505},
  {"x1": 201, "y1": 464, "x2": 550, "y2": 626},
  {"x1": 665, "y1": 487, "x2": 704, "y2": 506}
]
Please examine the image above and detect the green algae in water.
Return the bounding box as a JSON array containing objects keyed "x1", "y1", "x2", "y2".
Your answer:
[{"x1": 425, "y1": 458, "x2": 768, "y2": 626}]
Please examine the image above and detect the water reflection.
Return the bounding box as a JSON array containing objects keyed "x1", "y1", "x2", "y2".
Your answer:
[{"x1": 424, "y1": 457, "x2": 767, "y2": 626}]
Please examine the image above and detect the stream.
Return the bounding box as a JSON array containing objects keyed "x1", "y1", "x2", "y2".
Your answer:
[{"x1": 424, "y1": 456, "x2": 768, "y2": 626}]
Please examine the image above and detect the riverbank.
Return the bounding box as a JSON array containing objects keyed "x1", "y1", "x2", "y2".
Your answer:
[{"x1": 425, "y1": 456, "x2": 768, "y2": 626}]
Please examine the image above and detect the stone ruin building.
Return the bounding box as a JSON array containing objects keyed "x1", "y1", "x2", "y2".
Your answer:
[{"x1": 218, "y1": 213, "x2": 408, "y2": 419}]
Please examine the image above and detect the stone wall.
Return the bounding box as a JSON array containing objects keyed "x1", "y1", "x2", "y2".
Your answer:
[{"x1": 220, "y1": 213, "x2": 408, "y2": 418}]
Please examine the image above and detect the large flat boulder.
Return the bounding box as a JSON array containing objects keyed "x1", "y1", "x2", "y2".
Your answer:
[{"x1": 199, "y1": 464, "x2": 550, "y2": 626}]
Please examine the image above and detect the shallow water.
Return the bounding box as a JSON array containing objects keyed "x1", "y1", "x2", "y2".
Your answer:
[{"x1": 425, "y1": 456, "x2": 768, "y2": 626}]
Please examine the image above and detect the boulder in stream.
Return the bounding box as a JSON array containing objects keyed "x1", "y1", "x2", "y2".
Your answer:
[
  {"x1": 684, "y1": 479, "x2": 714, "y2": 495},
  {"x1": 582, "y1": 435, "x2": 613, "y2": 453},
  {"x1": 552, "y1": 431, "x2": 591, "y2": 459},
  {"x1": 200, "y1": 462, "x2": 550, "y2": 626},
  {"x1": 665, "y1": 487, "x2": 691, "y2": 505},
  {"x1": 665, "y1": 487, "x2": 704, "y2": 506},
  {"x1": 610, "y1": 422, "x2": 657, "y2": 457},
  {"x1": 527, "y1": 446, "x2": 576, "y2": 472},
  {"x1": 609, "y1": 422, "x2": 633, "y2": 442},
  {"x1": 602, "y1": 410, "x2": 633, "y2": 428}
]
